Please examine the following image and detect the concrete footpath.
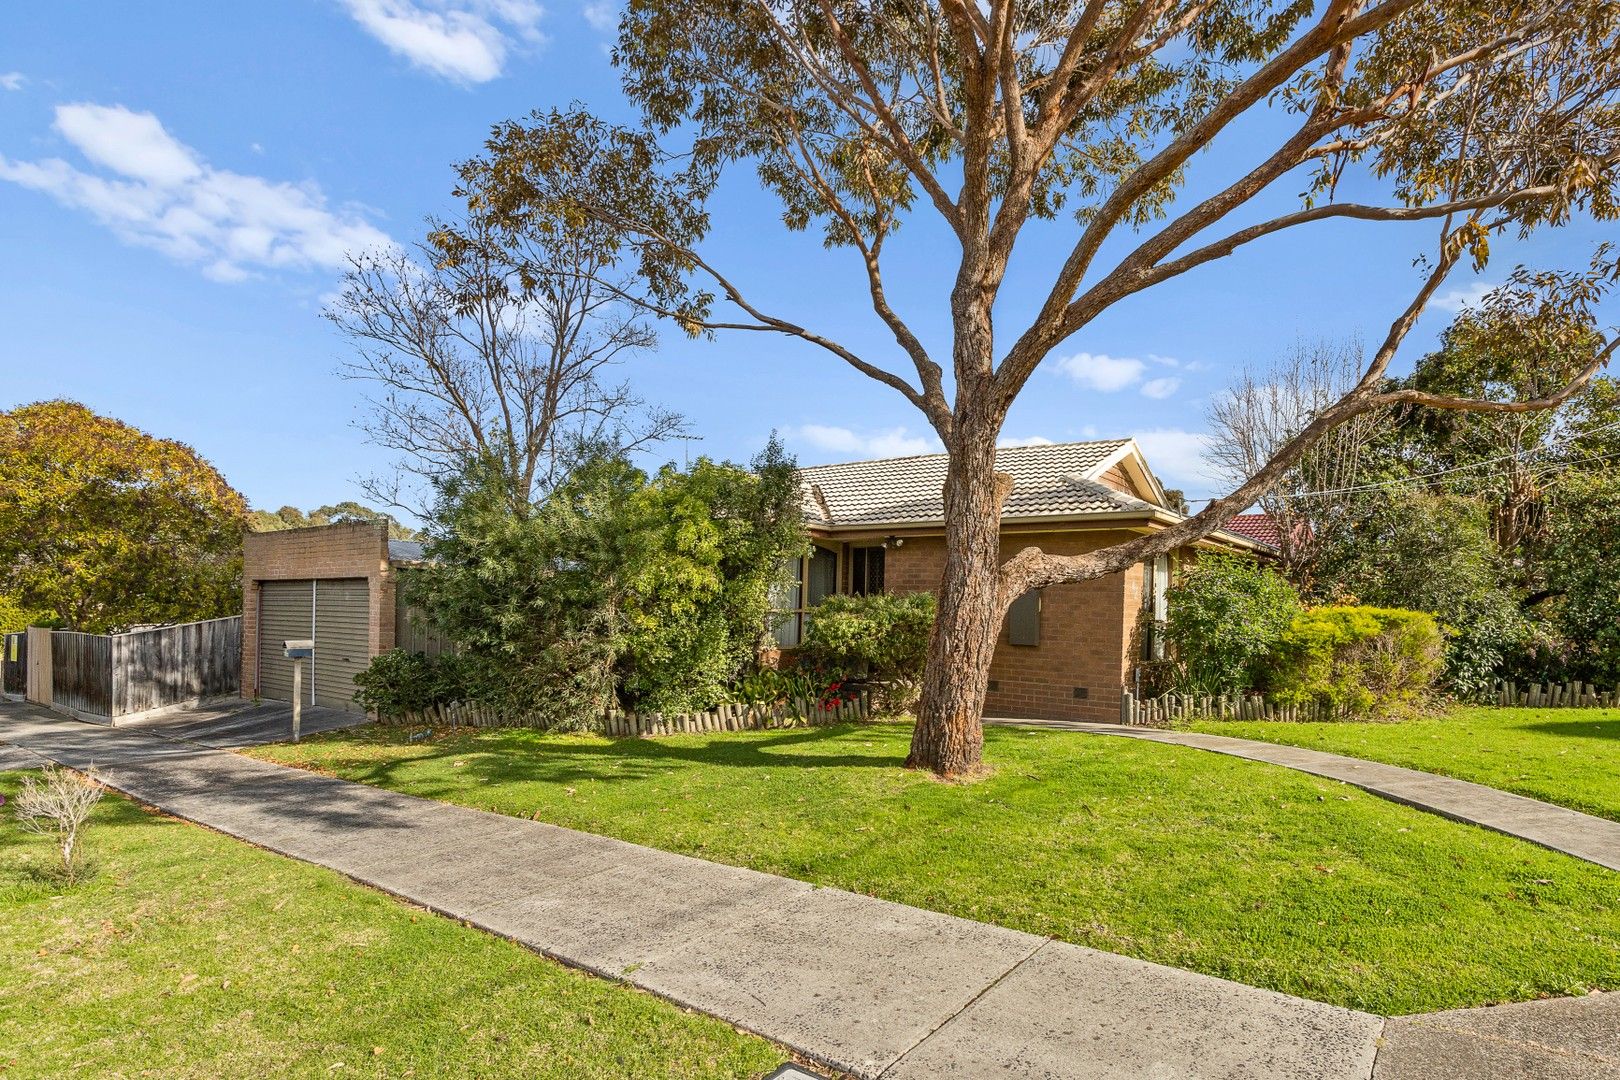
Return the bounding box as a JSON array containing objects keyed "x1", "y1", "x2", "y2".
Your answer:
[
  {"x1": 992, "y1": 719, "x2": 1620, "y2": 873},
  {"x1": 4, "y1": 703, "x2": 1617, "y2": 1079}
]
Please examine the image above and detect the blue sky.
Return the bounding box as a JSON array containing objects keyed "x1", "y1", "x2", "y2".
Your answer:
[{"x1": 2, "y1": 3, "x2": 1613, "y2": 522}]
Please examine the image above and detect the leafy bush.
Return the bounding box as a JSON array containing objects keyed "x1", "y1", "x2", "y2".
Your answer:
[
  {"x1": 1161, "y1": 554, "x2": 1301, "y2": 694},
  {"x1": 352, "y1": 649, "x2": 466, "y2": 718},
  {"x1": 798, "y1": 592, "x2": 935, "y2": 713},
  {"x1": 406, "y1": 439, "x2": 805, "y2": 724},
  {"x1": 1311, "y1": 492, "x2": 1527, "y2": 699},
  {"x1": 1547, "y1": 472, "x2": 1620, "y2": 686},
  {"x1": 1268, "y1": 606, "x2": 1444, "y2": 718}
]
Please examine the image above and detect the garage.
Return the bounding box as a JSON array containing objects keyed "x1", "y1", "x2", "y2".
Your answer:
[
  {"x1": 242, "y1": 521, "x2": 424, "y2": 716},
  {"x1": 255, "y1": 577, "x2": 372, "y2": 713}
]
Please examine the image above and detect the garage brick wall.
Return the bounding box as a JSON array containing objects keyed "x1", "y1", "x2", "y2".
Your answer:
[
  {"x1": 241, "y1": 523, "x2": 397, "y2": 701},
  {"x1": 871, "y1": 528, "x2": 1151, "y2": 724}
]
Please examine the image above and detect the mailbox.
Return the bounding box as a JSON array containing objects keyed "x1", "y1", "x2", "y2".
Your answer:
[{"x1": 283, "y1": 638, "x2": 314, "y2": 660}]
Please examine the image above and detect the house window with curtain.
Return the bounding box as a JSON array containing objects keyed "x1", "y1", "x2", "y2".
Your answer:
[
  {"x1": 851, "y1": 545, "x2": 885, "y2": 596},
  {"x1": 1140, "y1": 553, "x2": 1170, "y2": 660},
  {"x1": 771, "y1": 544, "x2": 838, "y2": 647}
]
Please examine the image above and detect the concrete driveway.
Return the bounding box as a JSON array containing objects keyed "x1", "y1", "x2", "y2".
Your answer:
[{"x1": 115, "y1": 698, "x2": 369, "y2": 748}]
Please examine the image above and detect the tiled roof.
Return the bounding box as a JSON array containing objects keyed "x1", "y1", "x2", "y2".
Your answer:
[
  {"x1": 797, "y1": 439, "x2": 1161, "y2": 527},
  {"x1": 1219, "y1": 513, "x2": 1305, "y2": 551}
]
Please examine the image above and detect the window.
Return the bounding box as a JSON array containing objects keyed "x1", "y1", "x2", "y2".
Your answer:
[
  {"x1": 1006, "y1": 589, "x2": 1041, "y2": 646},
  {"x1": 771, "y1": 544, "x2": 838, "y2": 647},
  {"x1": 1140, "y1": 554, "x2": 1170, "y2": 660},
  {"x1": 851, "y1": 545, "x2": 885, "y2": 596}
]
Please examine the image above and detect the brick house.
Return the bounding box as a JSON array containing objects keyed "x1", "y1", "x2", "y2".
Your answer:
[{"x1": 782, "y1": 438, "x2": 1266, "y2": 723}]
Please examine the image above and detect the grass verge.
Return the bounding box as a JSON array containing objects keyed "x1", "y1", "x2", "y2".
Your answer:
[
  {"x1": 248, "y1": 720, "x2": 1620, "y2": 1016},
  {"x1": 0, "y1": 770, "x2": 782, "y2": 1079}
]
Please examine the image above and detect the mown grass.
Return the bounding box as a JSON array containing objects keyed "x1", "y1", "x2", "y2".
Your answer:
[
  {"x1": 0, "y1": 771, "x2": 783, "y2": 1080},
  {"x1": 250, "y1": 720, "x2": 1620, "y2": 1016},
  {"x1": 1189, "y1": 706, "x2": 1620, "y2": 822}
]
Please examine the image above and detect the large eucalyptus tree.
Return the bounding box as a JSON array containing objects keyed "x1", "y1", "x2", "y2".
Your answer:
[{"x1": 455, "y1": 0, "x2": 1620, "y2": 775}]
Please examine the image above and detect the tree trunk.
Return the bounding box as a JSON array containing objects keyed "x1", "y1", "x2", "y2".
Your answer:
[{"x1": 907, "y1": 420, "x2": 1009, "y2": 776}]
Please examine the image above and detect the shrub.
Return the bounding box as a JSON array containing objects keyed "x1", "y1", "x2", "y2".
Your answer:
[
  {"x1": 15, "y1": 765, "x2": 105, "y2": 884},
  {"x1": 409, "y1": 440, "x2": 806, "y2": 723},
  {"x1": 798, "y1": 592, "x2": 935, "y2": 713},
  {"x1": 1161, "y1": 554, "x2": 1301, "y2": 694},
  {"x1": 353, "y1": 649, "x2": 454, "y2": 718},
  {"x1": 1268, "y1": 606, "x2": 1444, "y2": 718}
]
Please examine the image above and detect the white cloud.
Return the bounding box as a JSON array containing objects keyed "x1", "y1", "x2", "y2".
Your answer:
[
  {"x1": 791, "y1": 424, "x2": 942, "y2": 459},
  {"x1": 0, "y1": 72, "x2": 25, "y2": 92},
  {"x1": 1052, "y1": 351, "x2": 1147, "y2": 392},
  {"x1": 339, "y1": 0, "x2": 545, "y2": 83},
  {"x1": 1132, "y1": 429, "x2": 1220, "y2": 491},
  {"x1": 998, "y1": 435, "x2": 1055, "y2": 448},
  {"x1": 1433, "y1": 281, "x2": 1496, "y2": 314},
  {"x1": 0, "y1": 102, "x2": 394, "y2": 282},
  {"x1": 582, "y1": 1, "x2": 615, "y2": 31},
  {"x1": 53, "y1": 103, "x2": 202, "y2": 185},
  {"x1": 1139, "y1": 376, "x2": 1181, "y2": 400}
]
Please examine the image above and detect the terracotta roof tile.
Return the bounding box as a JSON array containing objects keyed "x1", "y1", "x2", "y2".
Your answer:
[{"x1": 797, "y1": 439, "x2": 1158, "y2": 527}]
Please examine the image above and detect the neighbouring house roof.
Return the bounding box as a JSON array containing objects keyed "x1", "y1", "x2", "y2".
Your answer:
[
  {"x1": 1221, "y1": 513, "x2": 1304, "y2": 551},
  {"x1": 797, "y1": 438, "x2": 1165, "y2": 529},
  {"x1": 387, "y1": 539, "x2": 427, "y2": 564}
]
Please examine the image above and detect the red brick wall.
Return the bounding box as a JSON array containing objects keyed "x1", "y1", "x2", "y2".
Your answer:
[
  {"x1": 877, "y1": 529, "x2": 1150, "y2": 723},
  {"x1": 241, "y1": 523, "x2": 396, "y2": 700}
]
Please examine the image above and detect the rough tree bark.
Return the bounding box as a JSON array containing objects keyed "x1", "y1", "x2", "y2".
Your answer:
[{"x1": 906, "y1": 413, "x2": 1011, "y2": 774}]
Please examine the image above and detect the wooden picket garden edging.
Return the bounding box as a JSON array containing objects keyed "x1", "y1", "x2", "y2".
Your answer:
[
  {"x1": 1122, "y1": 680, "x2": 1620, "y2": 727},
  {"x1": 1495, "y1": 680, "x2": 1620, "y2": 708},
  {"x1": 1121, "y1": 689, "x2": 1331, "y2": 727},
  {"x1": 381, "y1": 689, "x2": 874, "y2": 735}
]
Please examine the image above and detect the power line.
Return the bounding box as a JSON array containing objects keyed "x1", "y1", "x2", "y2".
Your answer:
[{"x1": 1183, "y1": 418, "x2": 1620, "y2": 504}]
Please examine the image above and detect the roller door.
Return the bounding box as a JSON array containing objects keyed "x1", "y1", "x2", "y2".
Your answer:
[
  {"x1": 256, "y1": 578, "x2": 371, "y2": 712},
  {"x1": 313, "y1": 578, "x2": 370, "y2": 712},
  {"x1": 258, "y1": 581, "x2": 314, "y2": 705}
]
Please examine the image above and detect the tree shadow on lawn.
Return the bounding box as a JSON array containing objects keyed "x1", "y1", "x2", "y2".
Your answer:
[
  {"x1": 340, "y1": 723, "x2": 908, "y2": 792},
  {"x1": 1516, "y1": 718, "x2": 1620, "y2": 741}
]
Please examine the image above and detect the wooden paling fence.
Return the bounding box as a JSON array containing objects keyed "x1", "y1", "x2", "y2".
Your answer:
[
  {"x1": 383, "y1": 690, "x2": 874, "y2": 735},
  {"x1": 1121, "y1": 689, "x2": 1332, "y2": 727},
  {"x1": 0, "y1": 632, "x2": 24, "y2": 696},
  {"x1": 50, "y1": 631, "x2": 114, "y2": 717},
  {"x1": 21, "y1": 617, "x2": 241, "y2": 723},
  {"x1": 1496, "y1": 680, "x2": 1620, "y2": 708}
]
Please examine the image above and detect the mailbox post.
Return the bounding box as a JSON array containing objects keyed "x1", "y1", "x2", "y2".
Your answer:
[{"x1": 283, "y1": 639, "x2": 314, "y2": 742}]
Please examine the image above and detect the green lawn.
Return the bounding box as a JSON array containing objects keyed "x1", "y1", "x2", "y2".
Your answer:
[
  {"x1": 0, "y1": 771, "x2": 782, "y2": 1079},
  {"x1": 1188, "y1": 707, "x2": 1620, "y2": 822},
  {"x1": 249, "y1": 721, "x2": 1620, "y2": 1016}
]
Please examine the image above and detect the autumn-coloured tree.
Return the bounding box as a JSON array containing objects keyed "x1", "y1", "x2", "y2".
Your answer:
[
  {"x1": 463, "y1": 1, "x2": 1620, "y2": 774},
  {"x1": 0, "y1": 401, "x2": 247, "y2": 632}
]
